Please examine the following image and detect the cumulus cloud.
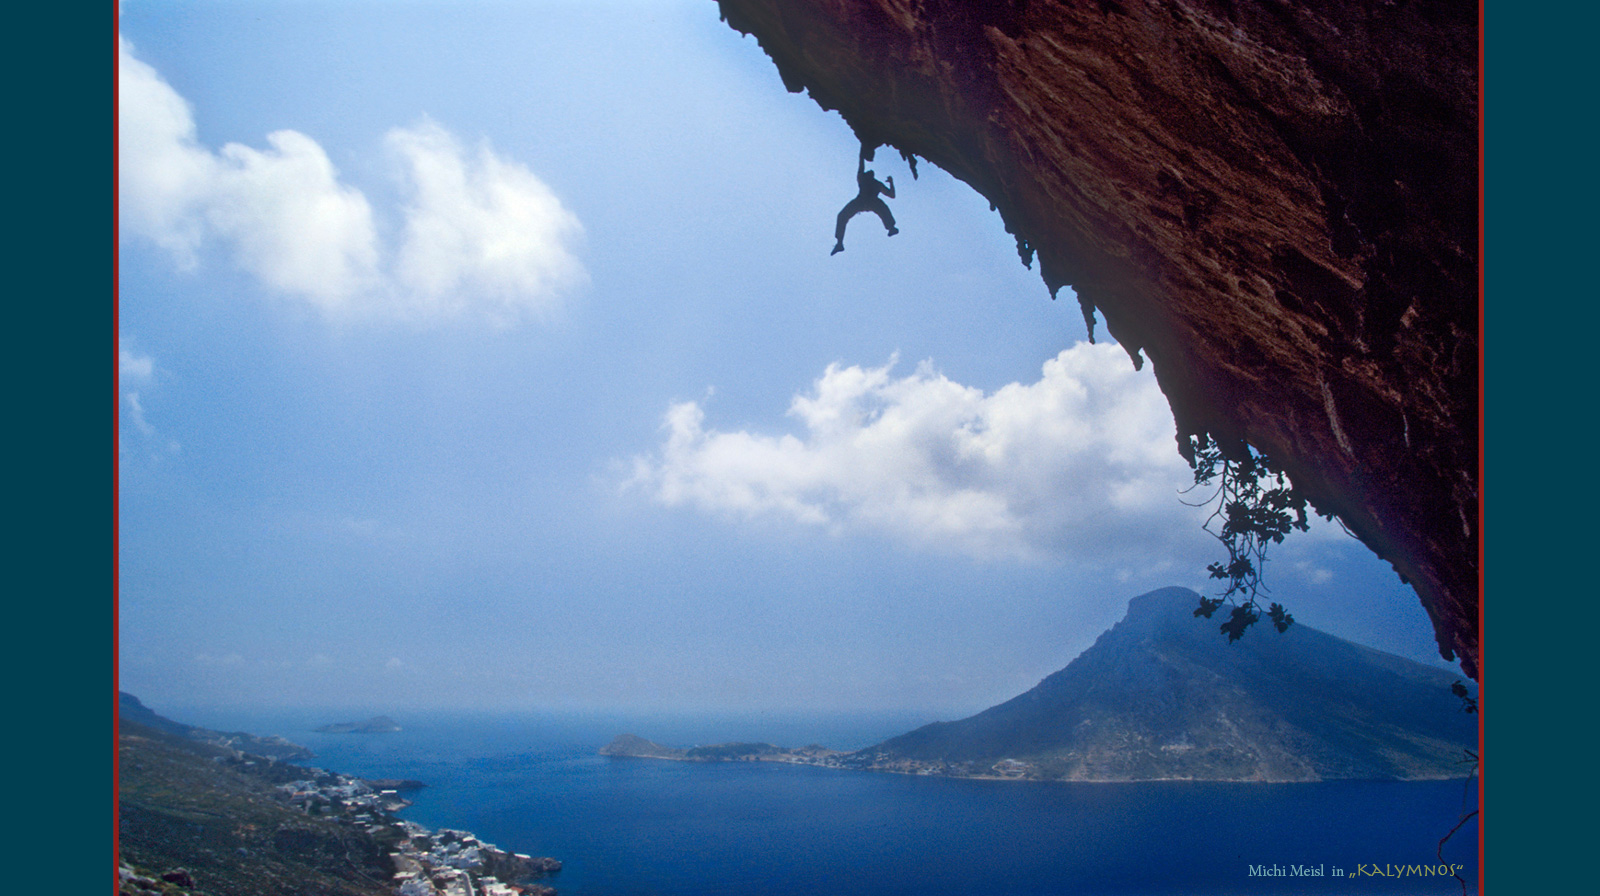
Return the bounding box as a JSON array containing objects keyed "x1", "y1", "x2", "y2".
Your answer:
[
  {"x1": 629, "y1": 342, "x2": 1217, "y2": 567},
  {"x1": 207, "y1": 130, "x2": 381, "y2": 307},
  {"x1": 389, "y1": 122, "x2": 584, "y2": 322},
  {"x1": 118, "y1": 36, "x2": 217, "y2": 266},
  {"x1": 118, "y1": 36, "x2": 583, "y2": 323}
]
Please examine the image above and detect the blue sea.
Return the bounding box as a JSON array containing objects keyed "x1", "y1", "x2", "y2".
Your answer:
[{"x1": 175, "y1": 708, "x2": 1479, "y2": 896}]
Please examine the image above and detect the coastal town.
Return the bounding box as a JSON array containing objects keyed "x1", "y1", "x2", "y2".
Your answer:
[
  {"x1": 118, "y1": 694, "x2": 566, "y2": 896},
  {"x1": 117, "y1": 750, "x2": 561, "y2": 896},
  {"x1": 275, "y1": 771, "x2": 562, "y2": 896}
]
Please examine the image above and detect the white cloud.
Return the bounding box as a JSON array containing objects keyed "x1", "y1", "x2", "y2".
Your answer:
[
  {"x1": 118, "y1": 36, "x2": 583, "y2": 324},
  {"x1": 124, "y1": 392, "x2": 153, "y2": 437},
  {"x1": 629, "y1": 342, "x2": 1217, "y2": 566},
  {"x1": 119, "y1": 338, "x2": 177, "y2": 454},
  {"x1": 118, "y1": 35, "x2": 216, "y2": 267},
  {"x1": 206, "y1": 130, "x2": 381, "y2": 308},
  {"x1": 118, "y1": 342, "x2": 153, "y2": 382},
  {"x1": 389, "y1": 121, "x2": 585, "y2": 322}
]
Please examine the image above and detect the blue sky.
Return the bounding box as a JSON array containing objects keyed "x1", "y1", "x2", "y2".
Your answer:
[{"x1": 117, "y1": 0, "x2": 1449, "y2": 717}]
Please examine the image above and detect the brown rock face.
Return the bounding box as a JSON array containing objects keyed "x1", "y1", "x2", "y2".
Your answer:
[{"x1": 714, "y1": 0, "x2": 1478, "y2": 677}]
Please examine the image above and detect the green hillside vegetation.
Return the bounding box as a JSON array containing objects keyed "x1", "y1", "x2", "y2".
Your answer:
[{"x1": 118, "y1": 719, "x2": 396, "y2": 896}]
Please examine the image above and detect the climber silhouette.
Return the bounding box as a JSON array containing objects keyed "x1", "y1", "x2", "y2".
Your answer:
[{"x1": 831, "y1": 147, "x2": 897, "y2": 255}]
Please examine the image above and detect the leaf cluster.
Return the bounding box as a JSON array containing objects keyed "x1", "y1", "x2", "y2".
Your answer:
[{"x1": 1183, "y1": 436, "x2": 1324, "y2": 641}]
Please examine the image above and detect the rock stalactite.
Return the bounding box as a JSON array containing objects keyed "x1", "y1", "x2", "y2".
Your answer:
[{"x1": 714, "y1": 0, "x2": 1478, "y2": 676}]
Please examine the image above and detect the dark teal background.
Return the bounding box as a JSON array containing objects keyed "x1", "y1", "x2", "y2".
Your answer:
[
  {"x1": 1484, "y1": 3, "x2": 1591, "y2": 893},
  {"x1": 27, "y1": 3, "x2": 114, "y2": 894}
]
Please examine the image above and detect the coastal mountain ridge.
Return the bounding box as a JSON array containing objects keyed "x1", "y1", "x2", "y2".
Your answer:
[
  {"x1": 118, "y1": 691, "x2": 316, "y2": 762},
  {"x1": 861, "y1": 587, "x2": 1475, "y2": 781},
  {"x1": 606, "y1": 587, "x2": 1477, "y2": 782}
]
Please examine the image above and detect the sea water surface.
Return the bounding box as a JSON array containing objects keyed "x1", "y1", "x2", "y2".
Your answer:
[{"x1": 178, "y1": 708, "x2": 1479, "y2": 896}]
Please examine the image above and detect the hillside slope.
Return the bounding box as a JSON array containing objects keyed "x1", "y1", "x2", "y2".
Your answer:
[{"x1": 117, "y1": 719, "x2": 396, "y2": 896}]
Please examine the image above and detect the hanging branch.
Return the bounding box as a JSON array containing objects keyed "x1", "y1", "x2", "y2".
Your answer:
[{"x1": 1181, "y1": 435, "x2": 1318, "y2": 641}]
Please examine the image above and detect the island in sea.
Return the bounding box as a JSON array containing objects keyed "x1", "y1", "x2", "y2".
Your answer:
[
  {"x1": 600, "y1": 734, "x2": 848, "y2": 764},
  {"x1": 602, "y1": 586, "x2": 1478, "y2": 783},
  {"x1": 316, "y1": 715, "x2": 405, "y2": 734},
  {"x1": 118, "y1": 695, "x2": 560, "y2": 896}
]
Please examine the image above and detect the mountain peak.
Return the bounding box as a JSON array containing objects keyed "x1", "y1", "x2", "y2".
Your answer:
[
  {"x1": 1114, "y1": 586, "x2": 1210, "y2": 634},
  {"x1": 1124, "y1": 586, "x2": 1203, "y2": 616},
  {"x1": 862, "y1": 588, "x2": 1475, "y2": 782}
]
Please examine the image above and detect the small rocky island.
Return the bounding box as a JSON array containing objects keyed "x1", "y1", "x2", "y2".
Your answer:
[
  {"x1": 600, "y1": 734, "x2": 845, "y2": 765},
  {"x1": 315, "y1": 715, "x2": 404, "y2": 734}
]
